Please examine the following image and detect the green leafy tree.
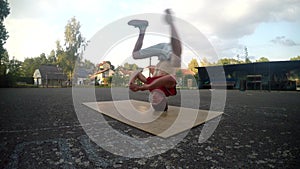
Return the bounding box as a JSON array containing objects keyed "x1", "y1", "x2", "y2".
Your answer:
[
  {"x1": 21, "y1": 53, "x2": 51, "y2": 77},
  {"x1": 0, "y1": 50, "x2": 10, "y2": 87},
  {"x1": 290, "y1": 56, "x2": 300, "y2": 61},
  {"x1": 123, "y1": 62, "x2": 139, "y2": 70},
  {"x1": 124, "y1": 62, "x2": 130, "y2": 70},
  {"x1": 245, "y1": 58, "x2": 252, "y2": 63},
  {"x1": 4, "y1": 57, "x2": 22, "y2": 87},
  {"x1": 217, "y1": 58, "x2": 241, "y2": 65},
  {"x1": 57, "y1": 51, "x2": 69, "y2": 76},
  {"x1": 112, "y1": 71, "x2": 125, "y2": 86},
  {"x1": 131, "y1": 64, "x2": 138, "y2": 71},
  {"x1": 188, "y1": 58, "x2": 199, "y2": 74},
  {"x1": 112, "y1": 66, "x2": 127, "y2": 86},
  {"x1": 0, "y1": 0, "x2": 10, "y2": 85},
  {"x1": 0, "y1": 49, "x2": 8, "y2": 76},
  {"x1": 0, "y1": 0, "x2": 10, "y2": 56},
  {"x1": 48, "y1": 50, "x2": 56, "y2": 64},
  {"x1": 39, "y1": 53, "x2": 48, "y2": 64},
  {"x1": 55, "y1": 40, "x2": 66, "y2": 70},
  {"x1": 21, "y1": 58, "x2": 35, "y2": 77},
  {"x1": 7, "y1": 57, "x2": 21, "y2": 76},
  {"x1": 256, "y1": 57, "x2": 269, "y2": 62},
  {"x1": 55, "y1": 40, "x2": 63, "y2": 56},
  {"x1": 58, "y1": 17, "x2": 84, "y2": 80},
  {"x1": 81, "y1": 59, "x2": 95, "y2": 70}
]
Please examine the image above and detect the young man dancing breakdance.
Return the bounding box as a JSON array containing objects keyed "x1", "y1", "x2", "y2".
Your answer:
[{"x1": 128, "y1": 9, "x2": 182, "y2": 112}]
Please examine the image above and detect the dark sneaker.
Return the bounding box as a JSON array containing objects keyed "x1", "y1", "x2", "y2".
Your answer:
[{"x1": 128, "y1": 19, "x2": 149, "y2": 28}]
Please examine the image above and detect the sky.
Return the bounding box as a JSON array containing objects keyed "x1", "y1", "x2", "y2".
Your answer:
[{"x1": 3, "y1": 0, "x2": 300, "y2": 67}]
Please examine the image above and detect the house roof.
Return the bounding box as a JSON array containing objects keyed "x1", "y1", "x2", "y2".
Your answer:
[
  {"x1": 76, "y1": 68, "x2": 93, "y2": 78},
  {"x1": 179, "y1": 69, "x2": 195, "y2": 75},
  {"x1": 38, "y1": 65, "x2": 67, "y2": 80}
]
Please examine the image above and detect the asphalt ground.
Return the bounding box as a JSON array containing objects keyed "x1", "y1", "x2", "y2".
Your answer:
[{"x1": 0, "y1": 88, "x2": 299, "y2": 168}]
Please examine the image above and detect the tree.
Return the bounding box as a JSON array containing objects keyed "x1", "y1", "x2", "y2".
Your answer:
[
  {"x1": 0, "y1": 49, "x2": 8, "y2": 76},
  {"x1": 245, "y1": 57, "x2": 252, "y2": 63},
  {"x1": 39, "y1": 53, "x2": 48, "y2": 64},
  {"x1": 290, "y1": 56, "x2": 300, "y2": 61},
  {"x1": 123, "y1": 62, "x2": 139, "y2": 70},
  {"x1": 0, "y1": 50, "x2": 9, "y2": 87},
  {"x1": 217, "y1": 58, "x2": 241, "y2": 65},
  {"x1": 57, "y1": 51, "x2": 69, "y2": 75},
  {"x1": 0, "y1": 0, "x2": 10, "y2": 56},
  {"x1": 21, "y1": 58, "x2": 35, "y2": 77},
  {"x1": 48, "y1": 50, "x2": 56, "y2": 64},
  {"x1": 55, "y1": 40, "x2": 63, "y2": 55},
  {"x1": 58, "y1": 17, "x2": 84, "y2": 80},
  {"x1": 200, "y1": 57, "x2": 213, "y2": 66},
  {"x1": 111, "y1": 70, "x2": 124, "y2": 86},
  {"x1": 188, "y1": 58, "x2": 199, "y2": 74},
  {"x1": 2, "y1": 56, "x2": 22, "y2": 87},
  {"x1": 124, "y1": 62, "x2": 130, "y2": 70},
  {"x1": 55, "y1": 40, "x2": 66, "y2": 70},
  {"x1": 21, "y1": 53, "x2": 51, "y2": 77},
  {"x1": 64, "y1": 17, "x2": 83, "y2": 52},
  {"x1": 256, "y1": 57, "x2": 269, "y2": 62},
  {"x1": 81, "y1": 59, "x2": 95, "y2": 70},
  {"x1": 7, "y1": 56, "x2": 21, "y2": 77}
]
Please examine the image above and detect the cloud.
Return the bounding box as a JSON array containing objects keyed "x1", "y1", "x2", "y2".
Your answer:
[
  {"x1": 270, "y1": 36, "x2": 298, "y2": 46},
  {"x1": 184, "y1": 0, "x2": 300, "y2": 39},
  {"x1": 4, "y1": 0, "x2": 300, "y2": 62},
  {"x1": 194, "y1": 0, "x2": 300, "y2": 59},
  {"x1": 141, "y1": 0, "x2": 300, "y2": 60}
]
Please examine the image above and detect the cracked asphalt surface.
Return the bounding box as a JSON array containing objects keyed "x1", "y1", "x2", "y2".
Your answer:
[{"x1": 0, "y1": 88, "x2": 299, "y2": 168}]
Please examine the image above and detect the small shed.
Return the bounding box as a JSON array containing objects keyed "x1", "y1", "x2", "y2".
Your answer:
[{"x1": 33, "y1": 65, "x2": 67, "y2": 87}]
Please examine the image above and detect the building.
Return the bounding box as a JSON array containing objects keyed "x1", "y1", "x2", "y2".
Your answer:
[
  {"x1": 75, "y1": 68, "x2": 94, "y2": 85},
  {"x1": 176, "y1": 68, "x2": 196, "y2": 88},
  {"x1": 90, "y1": 61, "x2": 115, "y2": 85},
  {"x1": 94, "y1": 69, "x2": 115, "y2": 85},
  {"x1": 196, "y1": 60, "x2": 300, "y2": 90},
  {"x1": 33, "y1": 65, "x2": 67, "y2": 87}
]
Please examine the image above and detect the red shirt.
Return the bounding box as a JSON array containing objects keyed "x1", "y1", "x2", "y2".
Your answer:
[{"x1": 146, "y1": 76, "x2": 177, "y2": 97}]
